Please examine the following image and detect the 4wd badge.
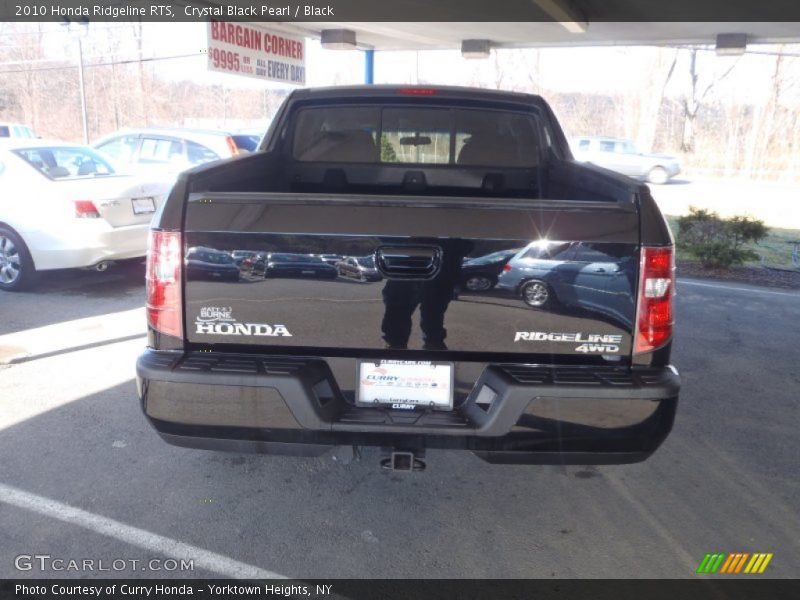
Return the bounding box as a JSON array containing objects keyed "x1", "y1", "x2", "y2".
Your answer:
[{"x1": 514, "y1": 331, "x2": 622, "y2": 353}]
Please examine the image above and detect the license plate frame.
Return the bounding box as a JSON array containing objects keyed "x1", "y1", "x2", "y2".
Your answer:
[
  {"x1": 356, "y1": 360, "x2": 454, "y2": 411},
  {"x1": 132, "y1": 197, "x2": 156, "y2": 215}
]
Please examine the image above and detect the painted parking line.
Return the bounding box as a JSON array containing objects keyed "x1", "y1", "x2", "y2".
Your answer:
[
  {"x1": 0, "y1": 482, "x2": 286, "y2": 579},
  {"x1": 677, "y1": 279, "x2": 800, "y2": 298},
  {"x1": 0, "y1": 308, "x2": 145, "y2": 364},
  {"x1": 6, "y1": 334, "x2": 146, "y2": 365}
]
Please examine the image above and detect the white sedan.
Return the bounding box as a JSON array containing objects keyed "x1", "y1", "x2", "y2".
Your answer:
[{"x1": 0, "y1": 140, "x2": 172, "y2": 291}]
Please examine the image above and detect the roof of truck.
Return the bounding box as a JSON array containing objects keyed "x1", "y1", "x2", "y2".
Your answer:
[{"x1": 288, "y1": 85, "x2": 546, "y2": 105}]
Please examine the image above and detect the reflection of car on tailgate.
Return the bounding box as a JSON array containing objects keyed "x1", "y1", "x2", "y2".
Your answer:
[
  {"x1": 266, "y1": 253, "x2": 338, "y2": 279},
  {"x1": 335, "y1": 255, "x2": 382, "y2": 281},
  {"x1": 185, "y1": 247, "x2": 240, "y2": 282},
  {"x1": 497, "y1": 241, "x2": 636, "y2": 325},
  {"x1": 0, "y1": 140, "x2": 169, "y2": 291},
  {"x1": 460, "y1": 248, "x2": 519, "y2": 291},
  {"x1": 318, "y1": 254, "x2": 342, "y2": 266},
  {"x1": 232, "y1": 250, "x2": 267, "y2": 277},
  {"x1": 572, "y1": 137, "x2": 680, "y2": 184}
]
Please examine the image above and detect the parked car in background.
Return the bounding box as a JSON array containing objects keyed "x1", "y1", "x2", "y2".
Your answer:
[
  {"x1": 571, "y1": 136, "x2": 680, "y2": 184},
  {"x1": 265, "y1": 253, "x2": 338, "y2": 279},
  {"x1": 0, "y1": 139, "x2": 170, "y2": 291},
  {"x1": 460, "y1": 248, "x2": 519, "y2": 292},
  {"x1": 335, "y1": 255, "x2": 382, "y2": 281},
  {"x1": 92, "y1": 128, "x2": 259, "y2": 177},
  {"x1": 186, "y1": 246, "x2": 240, "y2": 282},
  {"x1": 230, "y1": 131, "x2": 262, "y2": 152},
  {"x1": 0, "y1": 123, "x2": 37, "y2": 139}
]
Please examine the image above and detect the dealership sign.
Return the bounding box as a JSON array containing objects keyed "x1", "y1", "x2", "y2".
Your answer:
[{"x1": 207, "y1": 21, "x2": 305, "y2": 85}]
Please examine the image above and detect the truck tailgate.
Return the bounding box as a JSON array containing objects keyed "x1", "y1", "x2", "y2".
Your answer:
[{"x1": 183, "y1": 192, "x2": 640, "y2": 362}]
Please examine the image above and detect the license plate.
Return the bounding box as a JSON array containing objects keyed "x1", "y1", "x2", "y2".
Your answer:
[
  {"x1": 132, "y1": 197, "x2": 156, "y2": 215},
  {"x1": 357, "y1": 360, "x2": 454, "y2": 410}
]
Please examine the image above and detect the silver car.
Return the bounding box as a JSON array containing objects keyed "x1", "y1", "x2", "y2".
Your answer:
[
  {"x1": 92, "y1": 128, "x2": 260, "y2": 176},
  {"x1": 0, "y1": 123, "x2": 37, "y2": 139},
  {"x1": 572, "y1": 136, "x2": 680, "y2": 184}
]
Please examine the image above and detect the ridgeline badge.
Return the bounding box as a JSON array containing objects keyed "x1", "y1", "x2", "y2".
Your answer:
[
  {"x1": 514, "y1": 331, "x2": 622, "y2": 353},
  {"x1": 195, "y1": 307, "x2": 292, "y2": 337}
]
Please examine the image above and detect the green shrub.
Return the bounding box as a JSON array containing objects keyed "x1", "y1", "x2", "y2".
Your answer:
[{"x1": 677, "y1": 207, "x2": 768, "y2": 268}]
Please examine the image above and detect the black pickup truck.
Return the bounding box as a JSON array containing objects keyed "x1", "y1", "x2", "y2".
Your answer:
[{"x1": 136, "y1": 85, "x2": 679, "y2": 469}]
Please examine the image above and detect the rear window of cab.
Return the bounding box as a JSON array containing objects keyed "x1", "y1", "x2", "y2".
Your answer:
[{"x1": 291, "y1": 105, "x2": 542, "y2": 168}]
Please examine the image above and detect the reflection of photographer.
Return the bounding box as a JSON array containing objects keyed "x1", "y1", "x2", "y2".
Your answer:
[{"x1": 380, "y1": 240, "x2": 471, "y2": 350}]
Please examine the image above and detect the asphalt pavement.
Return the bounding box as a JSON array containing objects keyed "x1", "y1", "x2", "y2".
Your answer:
[{"x1": 0, "y1": 264, "x2": 798, "y2": 579}]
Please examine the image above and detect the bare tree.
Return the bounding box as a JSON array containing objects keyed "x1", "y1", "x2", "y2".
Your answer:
[
  {"x1": 525, "y1": 48, "x2": 542, "y2": 95},
  {"x1": 492, "y1": 49, "x2": 505, "y2": 90},
  {"x1": 636, "y1": 48, "x2": 678, "y2": 152},
  {"x1": 681, "y1": 49, "x2": 739, "y2": 152},
  {"x1": 751, "y1": 51, "x2": 784, "y2": 175},
  {"x1": 132, "y1": 19, "x2": 147, "y2": 125}
]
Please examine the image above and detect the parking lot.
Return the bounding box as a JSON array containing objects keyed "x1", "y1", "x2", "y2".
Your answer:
[{"x1": 1, "y1": 256, "x2": 798, "y2": 579}]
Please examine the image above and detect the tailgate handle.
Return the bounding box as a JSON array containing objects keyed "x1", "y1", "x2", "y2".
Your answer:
[{"x1": 375, "y1": 245, "x2": 441, "y2": 280}]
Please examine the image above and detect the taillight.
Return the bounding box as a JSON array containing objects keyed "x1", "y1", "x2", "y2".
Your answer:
[
  {"x1": 503, "y1": 263, "x2": 512, "y2": 272},
  {"x1": 74, "y1": 200, "x2": 100, "y2": 218},
  {"x1": 634, "y1": 246, "x2": 675, "y2": 354},
  {"x1": 146, "y1": 231, "x2": 182, "y2": 338},
  {"x1": 225, "y1": 136, "x2": 240, "y2": 156}
]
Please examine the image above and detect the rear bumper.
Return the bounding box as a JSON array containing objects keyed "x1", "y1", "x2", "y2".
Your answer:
[
  {"x1": 26, "y1": 221, "x2": 149, "y2": 271},
  {"x1": 136, "y1": 350, "x2": 679, "y2": 465}
]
